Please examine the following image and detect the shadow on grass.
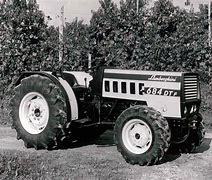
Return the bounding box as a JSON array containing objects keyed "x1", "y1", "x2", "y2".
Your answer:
[
  {"x1": 59, "y1": 130, "x2": 115, "y2": 149},
  {"x1": 58, "y1": 130, "x2": 211, "y2": 165},
  {"x1": 159, "y1": 153, "x2": 181, "y2": 164},
  {"x1": 159, "y1": 137, "x2": 211, "y2": 164},
  {"x1": 195, "y1": 138, "x2": 211, "y2": 153}
]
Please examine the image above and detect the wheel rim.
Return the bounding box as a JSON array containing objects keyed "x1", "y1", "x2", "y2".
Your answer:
[
  {"x1": 19, "y1": 92, "x2": 49, "y2": 134},
  {"x1": 122, "y1": 119, "x2": 153, "y2": 154}
]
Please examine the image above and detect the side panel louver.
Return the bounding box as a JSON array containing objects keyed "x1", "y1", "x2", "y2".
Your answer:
[{"x1": 184, "y1": 75, "x2": 198, "y2": 100}]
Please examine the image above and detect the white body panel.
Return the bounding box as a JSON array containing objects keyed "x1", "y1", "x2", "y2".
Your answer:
[
  {"x1": 102, "y1": 69, "x2": 182, "y2": 118},
  {"x1": 104, "y1": 69, "x2": 183, "y2": 77}
]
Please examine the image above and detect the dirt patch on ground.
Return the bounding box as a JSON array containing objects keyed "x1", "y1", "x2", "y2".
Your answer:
[{"x1": 0, "y1": 127, "x2": 212, "y2": 180}]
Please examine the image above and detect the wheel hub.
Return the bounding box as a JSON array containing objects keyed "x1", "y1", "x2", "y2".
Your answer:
[
  {"x1": 19, "y1": 92, "x2": 49, "y2": 134},
  {"x1": 135, "y1": 133, "x2": 140, "y2": 140},
  {"x1": 34, "y1": 108, "x2": 41, "y2": 117},
  {"x1": 122, "y1": 119, "x2": 153, "y2": 154}
]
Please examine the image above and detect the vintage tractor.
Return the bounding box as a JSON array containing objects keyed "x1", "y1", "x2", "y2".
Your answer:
[{"x1": 11, "y1": 67, "x2": 205, "y2": 165}]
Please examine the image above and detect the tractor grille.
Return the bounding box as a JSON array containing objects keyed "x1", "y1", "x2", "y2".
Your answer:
[{"x1": 184, "y1": 74, "x2": 198, "y2": 100}]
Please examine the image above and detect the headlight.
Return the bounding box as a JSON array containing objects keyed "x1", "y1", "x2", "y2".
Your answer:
[
  {"x1": 192, "y1": 105, "x2": 197, "y2": 112},
  {"x1": 190, "y1": 105, "x2": 197, "y2": 113}
]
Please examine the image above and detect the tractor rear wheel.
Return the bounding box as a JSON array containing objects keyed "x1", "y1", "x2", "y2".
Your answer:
[
  {"x1": 114, "y1": 105, "x2": 171, "y2": 165},
  {"x1": 11, "y1": 75, "x2": 68, "y2": 150}
]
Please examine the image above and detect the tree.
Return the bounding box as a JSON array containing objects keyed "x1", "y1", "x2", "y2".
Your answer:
[
  {"x1": 89, "y1": 0, "x2": 120, "y2": 67},
  {"x1": 144, "y1": 0, "x2": 210, "y2": 72},
  {"x1": 0, "y1": 0, "x2": 52, "y2": 79},
  {"x1": 89, "y1": 0, "x2": 148, "y2": 68},
  {"x1": 112, "y1": 0, "x2": 147, "y2": 69},
  {"x1": 63, "y1": 19, "x2": 89, "y2": 70}
]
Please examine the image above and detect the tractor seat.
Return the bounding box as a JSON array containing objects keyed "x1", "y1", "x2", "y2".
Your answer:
[
  {"x1": 72, "y1": 85, "x2": 88, "y2": 93},
  {"x1": 62, "y1": 72, "x2": 88, "y2": 93},
  {"x1": 62, "y1": 73, "x2": 78, "y2": 87}
]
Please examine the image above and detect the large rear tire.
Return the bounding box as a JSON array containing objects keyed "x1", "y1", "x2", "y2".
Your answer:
[
  {"x1": 11, "y1": 75, "x2": 68, "y2": 150},
  {"x1": 114, "y1": 105, "x2": 171, "y2": 165}
]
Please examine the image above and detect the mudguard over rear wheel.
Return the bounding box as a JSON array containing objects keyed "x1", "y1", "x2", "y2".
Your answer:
[
  {"x1": 11, "y1": 75, "x2": 68, "y2": 150},
  {"x1": 114, "y1": 105, "x2": 171, "y2": 166}
]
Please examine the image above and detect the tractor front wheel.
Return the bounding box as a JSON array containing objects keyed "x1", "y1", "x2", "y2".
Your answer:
[{"x1": 114, "y1": 105, "x2": 171, "y2": 165}]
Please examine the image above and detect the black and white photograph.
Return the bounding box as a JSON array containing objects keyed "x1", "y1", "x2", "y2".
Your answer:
[{"x1": 0, "y1": 0, "x2": 212, "y2": 179}]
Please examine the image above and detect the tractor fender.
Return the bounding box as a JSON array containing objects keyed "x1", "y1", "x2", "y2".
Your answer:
[{"x1": 15, "y1": 71, "x2": 78, "y2": 121}]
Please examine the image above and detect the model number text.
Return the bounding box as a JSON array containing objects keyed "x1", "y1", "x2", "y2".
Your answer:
[{"x1": 143, "y1": 87, "x2": 178, "y2": 96}]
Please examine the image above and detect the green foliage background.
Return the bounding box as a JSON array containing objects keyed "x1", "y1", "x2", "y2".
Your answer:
[
  {"x1": 0, "y1": 0, "x2": 212, "y2": 125},
  {"x1": 89, "y1": 0, "x2": 211, "y2": 74},
  {"x1": 1, "y1": 0, "x2": 212, "y2": 86}
]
